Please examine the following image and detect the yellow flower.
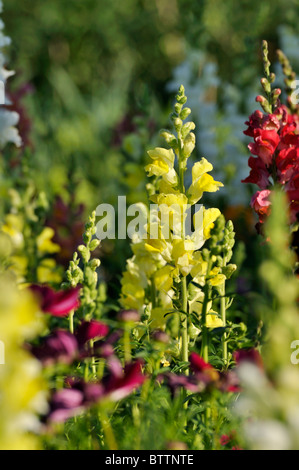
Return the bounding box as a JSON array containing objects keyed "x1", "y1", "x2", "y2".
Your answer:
[
  {"x1": 37, "y1": 258, "x2": 62, "y2": 284},
  {"x1": 203, "y1": 208, "x2": 221, "y2": 239},
  {"x1": 0, "y1": 277, "x2": 47, "y2": 450},
  {"x1": 145, "y1": 147, "x2": 177, "y2": 184},
  {"x1": 120, "y1": 270, "x2": 146, "y2": 311},
  {"x1": 1, "y1": 214, "x2": 24, "y2": 249},
  {"x1": 206, "y1": 313, "x2": 224, "y2": 329},
  {"x1": 172, "y1": 239, "x2": 197, "y2": 276},
  {"x1": 187, "y1": 158, "x2": 223, "y2": 204},
  {"x1": 150, "y1": 307, "x2": 169, "y2": 329},
  {"x1": 36, "y1": 227, "x2": 60, "y2": 254},
  {"x1": 154, "y1": 265, "x2": 179, "y2": 292}
]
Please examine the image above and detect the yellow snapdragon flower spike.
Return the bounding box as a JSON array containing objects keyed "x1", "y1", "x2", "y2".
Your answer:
[{"x1": 120, "y1": 85, "x2": 234, "y2": 359}]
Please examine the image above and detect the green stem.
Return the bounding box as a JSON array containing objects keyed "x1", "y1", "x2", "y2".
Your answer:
[
  {"x1": 180, "y1": 275, "x2": 189, "y2": 373},
  {"x1": 123, "y1": 327, "x2": 131, "y2": 364},
  {"x1": 201, "y1": 258, "x2": 212, "y2": 363},
  {"x1": 220, "y1": 283, "x2": 228, "y2": 367},
  {"x1": 69, "y1": 310, "x2": 74, "y2": 334},
  {"x1": 99, "y1": 411, "x2": 118, "y2": 450}
]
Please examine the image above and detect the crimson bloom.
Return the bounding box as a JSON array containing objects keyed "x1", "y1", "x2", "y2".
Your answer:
[
  {"x1": 30, "y1": 330, "x2": 78, "y2": 366},
  {"x1": 248, "y1": 128, "x2": 280, "y2": 167},
  {"x1": 30, "y1": 320, "x2": 109, "y2": 365},
  {"x1": 233, "y1": 348, "x2": 263, "y2": 370},
  {"x1": 250, "y1": 190, "x2": 271, "y2": 223},
  {"x1": 75, "y1": 320, "x2": 109, "y2": 348},
  {"x1": 47, "y1": 358, "x2": 146, "y2": 423},
  {"x1": 241, "y1": 156, "x2": 270, "y2": 189},
  {"x1": 30, "y1": 284, "x2": 80, "y2": 317}
]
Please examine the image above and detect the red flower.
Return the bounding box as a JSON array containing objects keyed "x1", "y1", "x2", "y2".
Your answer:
[
  {"x1": 103, "y1": 358, "x2": 146, "y2": 401},
  {"x1": 189, "y1": 352, "x2": 220, "y2": 383},
  {"x1": 30, "y1": 329, "x2": 78, "y2": 366},
  {"x1": 242, "y1": 156, "x2": 270, "y2": 189},
  {"x1": 250, "y1": 190, "x2": 272, "y2": 223},
  {"x1": 276, "y1": 147, "x2": 299, "y2": 183},
  {"x1": 30, "y1": 285, "x2": 80, "y2": 317},
  {"x1": 47, "y1": 358, "x2": 145, "y2": 423},
  {"x1": 248, "y1": 128, "x2": 280, "y2": 166},
  {"x1": 244, "y1": 110, "x2": 280, "y2": 137},
  {"x1": 220, "y1": 434, "x2": 231, "y2": 446},
  {"x1": 75, "y1": 320, "x2": 109, "y2": 348},
  {"x1": 233, "y1": 348, "x2": 263, "y2": 370},
  {"x1": 31, "y1": 321, "x2": 109, "y2": 366}
]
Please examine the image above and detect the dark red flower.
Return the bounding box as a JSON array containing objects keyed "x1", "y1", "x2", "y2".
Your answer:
[
  {"x1": 47, "y1": 358, "x2": 145, "y2": 423},
  {"x1": 250, "y1": 190, "x2": 272, "y2": 223},
  {"x1": 242, "y1": 156, "x2": 270, "y2": 189},
  {"x1": 75, "y1": 320, "x2": 109, "y2": 348},
  {"x1": 248, "y1": 128, "x2": 280, "y2": 166},
  {"x1": 30, "y1": 285, "x2": 80, "y2": 317},
  {"x1": 30, "y1": 329, "x2": 78, "y2": 366},
  {"x1": 233, "y1": 348, "x2": 263, "y2": 370},
  {"x1": 103, "y1": 358, "x2": 146, "y2": 401}
]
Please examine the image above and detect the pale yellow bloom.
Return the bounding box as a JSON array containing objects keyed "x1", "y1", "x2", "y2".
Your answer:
[{"x1": 188, "y1": 158, "x2": 223, "y2": 204}]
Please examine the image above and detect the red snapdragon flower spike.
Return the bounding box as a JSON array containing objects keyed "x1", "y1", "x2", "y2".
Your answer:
[
  {"x1": 30, "y1": 284, "x2": 80, "y2": 317},
  {"x1": 30, "y1": 329, "x2": 78, "y2": 366},
  {"x1": 48, "y1": 388, "x2": 85, "y2": 423},
  {"x1": 75, "y1": 320, "x2": 109, "y2": 348}
]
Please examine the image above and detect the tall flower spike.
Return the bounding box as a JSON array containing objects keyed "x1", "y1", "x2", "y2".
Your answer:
[{"x1": 121, "y1": 85, "x2": 232, "y2": 378}]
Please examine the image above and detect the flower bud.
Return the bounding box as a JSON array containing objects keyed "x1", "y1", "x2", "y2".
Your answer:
[{"x1": 117, "y1": 309, "x2": 140, "y2": 323}]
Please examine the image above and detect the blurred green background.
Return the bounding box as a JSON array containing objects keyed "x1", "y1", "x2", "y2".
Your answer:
[
  {"x1": 3, "y1": 0, "x2": 299, "y2": 281},
  {"x1": 4, "y1": 0, "x2": 299, "y2": 205}
]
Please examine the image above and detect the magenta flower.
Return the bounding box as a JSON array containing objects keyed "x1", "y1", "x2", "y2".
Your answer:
[
  {"x1": 31, "y1": 321, "x2": 109, "y2": 366},
  {"x1": 48, "y1": 388, "x2": 85, "y2": 423},
  {"x1": 250, "y1": 190, "x2": 272, "y2": 223},
  {"x1": 30, "y1": 284, "x2": 81, "y2": 317},
  {"x1": 75, "y1": 320, "x2": 109, "y2": 348},
  {"x1": 233, "y1": 348, "x2": 263, "y2": 370},
  {"x1": 47, "y1": 358, "x2": 145, "y2": 423},
  {"x1": 103, "y1": 358, "x2": 146, "y2": 401},
  {"x1": 30, "y1": 329, "x2": 78, "y2": 366}
]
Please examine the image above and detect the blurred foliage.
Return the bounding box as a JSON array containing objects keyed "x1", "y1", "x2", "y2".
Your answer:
[{"x1": 3, "y1": 0, "x2": 299, "y2": 210}]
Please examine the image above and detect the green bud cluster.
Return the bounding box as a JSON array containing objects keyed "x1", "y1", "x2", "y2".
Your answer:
[
  {"x1": 277, "y1": 48, "x2": 299, "y2": 114},
  {"x1": 208, "y1": 216, "x2": 236, "y2": 279},
  {"x1": 64, "y1": 211, "x2": 104, "y2": 320},
  {"x1": 257, "y1": 40, "x2": 281, "y2": 113},
  {"x1": 161, "y1": 85, "x2": 196, "y2": 165}
]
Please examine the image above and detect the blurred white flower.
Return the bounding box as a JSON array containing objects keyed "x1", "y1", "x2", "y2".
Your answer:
[{"x1": 0, "y1": 1, "x2": 22, "y2": 149}]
